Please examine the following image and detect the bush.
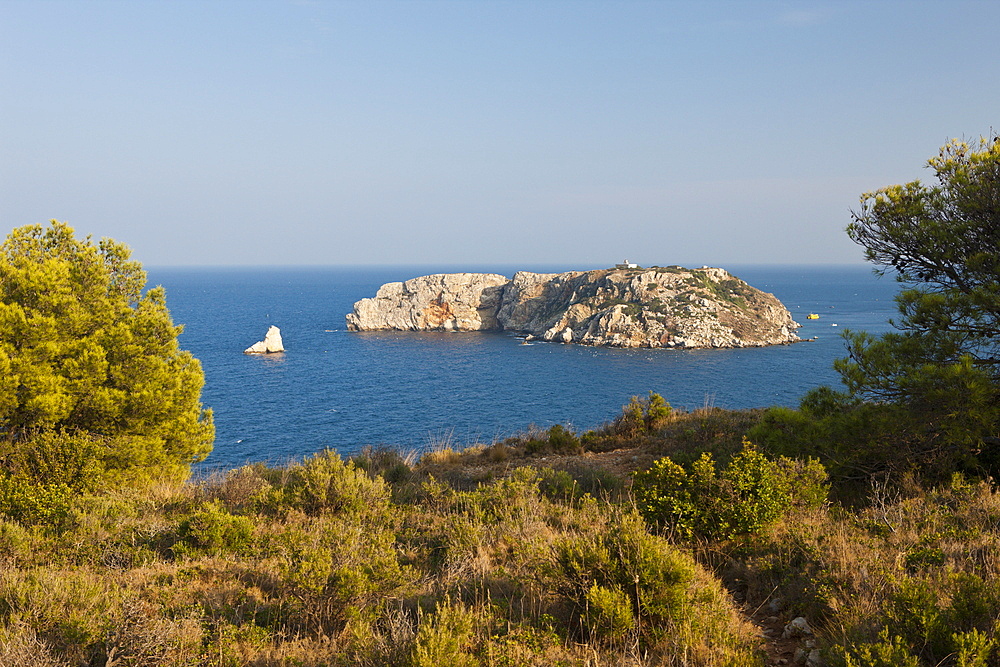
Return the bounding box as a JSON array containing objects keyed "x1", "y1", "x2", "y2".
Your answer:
[
  {"x1": 272, "y1": 508, "x2": 409, "y2": 635},
  {"x1": 545, "y1": 424, "x2": 582, "y2": 454},
  {"x1": 279, "y1": 449, "x2": 392, "y2": 521},
  {"x1": 903, "y1": 546, "x2": 945, "y2": 572},
  {"x1": 352, "y1": 445, "x2": 414, "y2": 485},
  {"x1": 839, "y1": 630, "x2": 921, "y2": 667},
  {"x1": 537, "y1": 468, "x2": 579, "y2": 502},
  {"x1": 609, "y1": 391, "x2": 672, "y2": 437},
  {"x1": 548, "y1": 509, "x2": 760, "y2": 662},
  {"x1": 633, "y1": 440, "x2": 827, "y2": 540},
  {"x1": 176, "y1": 501, "x2": 254, "y2": 557},
  {"x1": 840, "y1": 573, "x2": 1000, "y2": 666},
  {"x1": 0, "y1": 519, "x2": 32, "y2": 564},
  {"x1": 204, "y1": 464, "x2": 272, "y2": 511},
  {"x1": 0, "y1": 475, "x2": 72, "y2": 527},
  {"x1": 518, "y1": 424, "x2": 583, "y2": 456},
  {"x1": 1, "y1": 429, "x2": 104, "y2": 490},
  {"x1": 584, "y1": 583, "x2": 635, "y2": 643},
  {"x1": 835, "y1": 626, "x2": 996, "y2": 667},
  {"x1": 953, "y1": 629, "x2": 995, "y2": 667},
  {"x1": 412, "y1": 596, "x2": 479, "y2": 667},
  {"x1": 750, "y1": 384, "x2": 996, "y2": 489}
]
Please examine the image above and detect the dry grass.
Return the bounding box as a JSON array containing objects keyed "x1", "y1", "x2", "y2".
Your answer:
[
  {"x1": 6, "y1": 405, "x2": 1000, "y2": 666},
  {"x1": 0, "y1": 446, "x2": 765, "y2": 666}
]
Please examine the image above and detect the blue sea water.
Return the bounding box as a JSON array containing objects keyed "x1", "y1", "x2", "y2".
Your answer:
[{"x1": 146, "y1": 265, "x2": 899, "y2": 472}]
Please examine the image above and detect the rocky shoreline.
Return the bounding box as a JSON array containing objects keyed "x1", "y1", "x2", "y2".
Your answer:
[{"x1": 346, "y1": 265, "x2": 800, "y2": 349}]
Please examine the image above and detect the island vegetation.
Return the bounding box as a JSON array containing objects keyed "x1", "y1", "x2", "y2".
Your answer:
[{"x1": 1, "y1": 135, "x2": 999, "y2": 666}]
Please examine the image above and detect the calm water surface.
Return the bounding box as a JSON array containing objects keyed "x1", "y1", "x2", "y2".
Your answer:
[{"x1": 146, "y1": 265, "x2": 898, "y2": 471}]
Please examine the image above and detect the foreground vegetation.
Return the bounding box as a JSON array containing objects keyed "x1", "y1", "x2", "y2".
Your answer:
[{"x1": 1, "y1": 401, "x2": 1000, "y2": 666}]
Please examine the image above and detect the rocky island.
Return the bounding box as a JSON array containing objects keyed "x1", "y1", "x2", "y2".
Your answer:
[{"x1": 346, "y1": 266, "x2": 800, "y2": 349}]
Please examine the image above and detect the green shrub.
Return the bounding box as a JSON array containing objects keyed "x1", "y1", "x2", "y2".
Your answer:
[
  {"x1": 573, "y1": 466, "x2": 625, "y2": 499},
  {"x1": 778, "y1": 456, "x2": 830, "y2": 509},
  {"x1": 903, "y1": 546, "x2": 945, "y2": 572},
  {"x1": 953, "y1": 628, "x2": 995, "y2": 667},
  {"x1": 548, "y1": 509, "x2": 761, "y2": 662},
  {"x1": 412, "y1": 596, "x2": 479, "y2": 667},
  {"x1": 584, "y1": 583, "x2": 635, "y2": 643},
  {"x1": 632, "y1": 455, "x2": 704, "y2": 539},
  {"x1": 279, "y1": 538, "x2": 333, "y2": 594},
  {"x1": 0, "y1": 475, "x2": 73, "y2": 527},
  {"x1": 947, "y1": 573, "x2": 1000, "y2": 637},
  {"x1": 610, "y1": 391, "x2": 672, "y2": 437},
  {"x1": 546, "y1": 424, "x2": 582, "y2": 454},
  {"x1": 280, "y1": 449, "x2": 392, "y2": 520},
  {"x1": 456, "y1": 466, "x2": 542, "y2": 522},
  {"x1": 838, "y1": 630, "x2": 921, "y2": 667},
  {"x1": 202, "y1": 619, "x2": 271, "y2": 667},
  {"x1": 536, "y1": 465, "x2": 624, "y2": 503},
  {"x1": 0, "y1": 519, "x2": 32, "y2": 564},
  {"x1": 352, "y1": 445, "x2": 414, "y2": 485},
  {"x1": 885, "y1": 579, "x2": 942, "y2": 655},
  {"x1": 537, "y1": 468, "x2": 579, "y2": 501},
  {"x1": 723, "y1": 446, "x2": 795, "y2": 537},
  {"x1": 518, "y1": 424, "x2": 583, "y2": 456},
  {"x1": 748, "y1": 396, "x2": 906, "y2": 484},
  {"x1": 176, "y1": 502, "x2": 254, "y2": 557},
  {"x1": 1, "y1": 429, "x2": 104, "y2": 490},
  {"x1": 550, "y1": 509, "x2": 759, "y2": 656},
  {"x1": 274, "y1": 512, "x2": 409, "y2": 633},
  {"x1": 552, "y1": 510, "x2": 694, "y2": 625},
  {"x1": 633, "y1": 441, "x2": 827, "y2": 540},
  {"x1": 748, "y1": 383, "x2": 994, "y2": 489},
  {"x1": 837, "y1": 622, "x2": 994, "y2": 667},
  {"x1": 209, "y1": 464, "x2": 272, "y2": 510},
  {"x1": 879, "y1": 574, "x2": 1000, "y2": 665}
]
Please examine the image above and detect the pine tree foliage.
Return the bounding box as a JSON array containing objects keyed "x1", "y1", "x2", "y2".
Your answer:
[
  {"x1": 0, "y1": 221, "x2": 213, "y2": 484},
  {"x1": 842, "y1": 135, "x2": 1000, "y2": 393},
  {"x1": 836, "y1": 135, "x2": 1000, "y2": 473}
]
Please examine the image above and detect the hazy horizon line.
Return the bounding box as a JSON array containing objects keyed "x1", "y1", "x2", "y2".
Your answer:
[{"x1": 145, "y1": 261, "x2": 873, "y2": 271}]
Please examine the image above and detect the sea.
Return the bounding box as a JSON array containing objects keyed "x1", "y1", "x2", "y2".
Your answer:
[{"x1": 145, "y1": 265, "x2": 899, "y2": 473}]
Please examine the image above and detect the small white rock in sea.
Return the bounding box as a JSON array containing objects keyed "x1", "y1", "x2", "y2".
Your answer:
[{"x1": 244, "y1": 325, "x2": 285, "y2": 354}]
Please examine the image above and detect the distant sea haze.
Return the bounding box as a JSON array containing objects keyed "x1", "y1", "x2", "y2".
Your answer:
[{"x1": 147, "y1": 265, "x2": 896, "y2": 473}]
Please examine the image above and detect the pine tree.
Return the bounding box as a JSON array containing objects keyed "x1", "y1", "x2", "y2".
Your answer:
[{"x1": 0, "y1": 221, "x2": 213, "y2": 486}]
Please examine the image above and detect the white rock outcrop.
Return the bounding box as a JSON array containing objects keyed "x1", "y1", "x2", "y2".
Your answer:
[
  {"x1": 346, "y1": 273, "x2": 509, "y2": 332},
  {"x1": 244, "y1": 325, "x2": 284, "y2": 354},
  {"x1": 346, "y1": 266, "x2": 800, "y2": 350}
]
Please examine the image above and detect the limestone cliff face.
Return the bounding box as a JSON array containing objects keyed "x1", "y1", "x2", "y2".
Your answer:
[
  {"x1": 346, "y1": 267, "x2": 800, "y2": 349},
  {"x1": 346, "y1": 273, "x2": 509, "y2": 332}
]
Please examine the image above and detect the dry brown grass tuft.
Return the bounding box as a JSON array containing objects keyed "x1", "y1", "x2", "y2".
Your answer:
[
  {"x1": 0, "y1": 623, "x2": 65, "y2": 667},
  {"x1": 419, "y1": 447, "x2": 464, "y2": 467}
]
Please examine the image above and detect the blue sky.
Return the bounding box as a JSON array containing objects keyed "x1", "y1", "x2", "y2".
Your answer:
[{"x1": 2, "y1": 1, "x2": 997, "y2": 267}]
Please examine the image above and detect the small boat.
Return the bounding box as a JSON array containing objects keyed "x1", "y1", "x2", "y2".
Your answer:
[{"x1": 806, "y1": 313, "x2": 820, "y2": 319}]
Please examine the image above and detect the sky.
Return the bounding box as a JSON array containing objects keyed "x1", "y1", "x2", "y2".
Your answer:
[{"x1": 2, "y1": 1, "x2": 998, "y2": 268}]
